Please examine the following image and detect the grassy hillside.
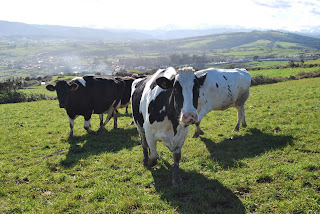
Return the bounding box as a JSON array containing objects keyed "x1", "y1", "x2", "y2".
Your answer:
[
  {"x1": 1, "y1": 30, "x2": 320, "y2": 80},
  {"x1": 0, "y1": 77, "x2": 319, "y2": 213},
  {"x1": 167, "y1": 31, "x2": 320, "y2": 55}
]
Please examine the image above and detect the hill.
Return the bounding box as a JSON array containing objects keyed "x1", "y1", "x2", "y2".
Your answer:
[
  {"x1": 1, "y1": 28, "x2": 320, "y2": 79},
  {"x1": 174, "y1": 30, "x2": 320, "y2": 50},
  {"x1": 0, "y1": 20, "x2": 153, "y2": 43}
]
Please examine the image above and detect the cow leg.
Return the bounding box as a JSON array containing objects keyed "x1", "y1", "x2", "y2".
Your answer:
[
  {"x1": 99, "y1": 114, "x2": 103, "y2": 127},
  {"x1": 68, "y1": 116, "x2": 75, "y2": 139},
  {"x1": 140, "y1": 134, "x2": 149, "y2": 167},
  {"x1": 113, "y1": 110, "x2": 118, "y2": 129},
  {"x1": 241, "y1": 106, "x2": 247, "y2": 128},
  {"x1": 145, "y1": 132, "x2": 158, "y2": 168},
  {"x1": 84, "y1": 117, "x2": 95, "y2": 134},
  {"x1": 125, "y1": 106, "x2": 128, "y2": 114},
  {"x1": 193, "y1": 121, "x2": 204, "y2": 138},
  {"x1": 97, "y1": 108, "x2": 115, "y2": 134},
  {"x1": 234, "y1": 105, "x2": 246, "y2": 132},
  {"x1": 172, "y1": 147, "x2": 183, "y2": 185}
]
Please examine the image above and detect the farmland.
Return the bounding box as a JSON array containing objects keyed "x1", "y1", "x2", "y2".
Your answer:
[
  {"x1": 0, "y1": 76, "x2": 319, "y2": 213},
  {"x1": 1, "y1": 30, "x2": 320, "y2": 80}
]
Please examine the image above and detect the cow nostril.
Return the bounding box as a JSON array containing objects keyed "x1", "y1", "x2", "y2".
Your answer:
[{"x1": 182, "y1": 113, "x2": 198, "y2": 123}]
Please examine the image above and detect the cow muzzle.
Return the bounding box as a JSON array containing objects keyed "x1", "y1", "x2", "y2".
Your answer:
[{"x1": 181, "y1": 112, "x2": 198, "y2": 125}]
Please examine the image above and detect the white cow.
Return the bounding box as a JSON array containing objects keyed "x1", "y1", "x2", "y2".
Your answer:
[{"x1": 193, "y1": 68, "x2": 251, "y2": 138}]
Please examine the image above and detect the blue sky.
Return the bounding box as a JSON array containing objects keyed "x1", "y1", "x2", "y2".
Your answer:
[{"x1": 1, "y1": 0, "x2": 320, "y2": 31}]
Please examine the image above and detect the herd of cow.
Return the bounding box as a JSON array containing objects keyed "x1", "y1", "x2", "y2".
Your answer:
[{"x1": 46, "y1": 67, "x2": 251, "y2": 185}]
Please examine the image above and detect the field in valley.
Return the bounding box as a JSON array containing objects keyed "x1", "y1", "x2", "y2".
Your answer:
[{"x1": 0, "y1": 77, "x2": 319, "y2": 213}]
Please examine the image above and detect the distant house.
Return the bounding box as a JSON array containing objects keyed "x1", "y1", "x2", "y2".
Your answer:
[{"x1": 41, "y1": 82, "x2": 45, "y2": 86}]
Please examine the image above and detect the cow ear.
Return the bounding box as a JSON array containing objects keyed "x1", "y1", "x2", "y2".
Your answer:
[
  {"x1": 70, "y1": 83, "x2": 79, "y2": 91},
  {"x1": 197, "y1": 73, "x2": 207, "y2": 86},
  {"x1": 156, "y1": 77, "x2": 174, "y2": 89},
  {"x1": 46, "y1": 84, "x2": 56, "y2": 91}
]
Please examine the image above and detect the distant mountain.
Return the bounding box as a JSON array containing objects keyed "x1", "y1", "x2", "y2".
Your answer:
[
  {"x1": 298, "y1": 26, "x2": 320, "y2": 36},
  {"x1": 0, "y1": 20, "x2": 153, "y2": 42},
  {"x1": 0, "y1": 20, "x2": 255, "y2": 43},
  {"x1": 1, "y1": 20, "x2": 320, "y2": 44},
  {"x1": 128, "y1": 28, "x2": 253, "y2": 40}
]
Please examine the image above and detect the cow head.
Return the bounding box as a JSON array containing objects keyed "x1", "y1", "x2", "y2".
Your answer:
[
  {"x1": 46, "y1": 80, "x2": 78, "y2": 108},
  {"x1": 156, "y1": 67, "x2": 207, "y2": 125}
]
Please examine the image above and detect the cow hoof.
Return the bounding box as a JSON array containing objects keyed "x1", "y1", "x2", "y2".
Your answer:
[
  {"x1": 97, "y1": 128, "x2": 104, "y2": 135},
  {"x1": 192, "y1": 130, "x2": 204, "y2": 138},
  {"x1": 148, "y1": 158, "x2": 158, "y2": 168},
  {"x1": 172, "y1": 177, "x2": 183, "y2": 185},
  {"x1": 143, "y1": 158, "x2": 149, "y2": 167},
  {"x1": 88, "y1": 130, "x2": 96, "y2": 135}
]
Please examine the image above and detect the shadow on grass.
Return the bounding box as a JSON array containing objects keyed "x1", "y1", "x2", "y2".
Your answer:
[
  {"x1": 201, "y1": 128, "x2": 294, "y2": 168},
  {"x1": 60, "y1": 127, "x2": 139, "y2": 168},
  {"x1": 151, "y1": 163, "x2": 245, "y2": 214}
]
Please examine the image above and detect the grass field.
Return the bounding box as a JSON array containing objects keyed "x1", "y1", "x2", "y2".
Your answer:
[
  {"x1": 249, "y1": 66, "x2": 320, "y2": 77},
  {"x1": 0, "y1": 77, "x2": 319, "y2": 213}
]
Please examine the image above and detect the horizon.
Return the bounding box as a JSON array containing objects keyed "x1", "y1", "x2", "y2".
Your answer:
[{"x1": 1, "y1": 0, "x2": 320, "y2": 32}]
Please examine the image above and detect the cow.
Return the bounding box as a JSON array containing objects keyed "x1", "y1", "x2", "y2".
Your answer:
[
  {"x1": 123, "y1": 75, "x2": 147, "y2": 114},
  {"x1": 193, "y1": 68, "x2": 251, "y2": 138},
  {"x1": 96, "y1": 76, "x2": 136, "y2": 129},
  {"x1": 96, "y1": 75, "x2": 145, "y2": 127},
  {"x1": 46, "y1": 76, "x2": 125, "y2": 139},
  {"x1": 131, "y1": 67, "x2": 207, "y2": 185}
]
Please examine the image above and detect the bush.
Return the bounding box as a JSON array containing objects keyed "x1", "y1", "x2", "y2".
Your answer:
[
  {"x1": 295, "y1": 70, "x2": 320, "y2": 79},
  {"x1": 0, "y1": 91, "x2": 56, "y2": 104},
  {"x1": 0, "y1": 77, "x2": 23, "y2": 93},
  {"x1": 251, "y1": 75, "x2": 280, "y2": 86},
  {"x1": 251, "y1": 70, "x2": 320, "y2": 86}
]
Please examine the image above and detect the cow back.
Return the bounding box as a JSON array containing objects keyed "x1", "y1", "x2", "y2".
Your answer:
[{"x1": 83, "y1": 76, "x2": 125, "y2": 114}]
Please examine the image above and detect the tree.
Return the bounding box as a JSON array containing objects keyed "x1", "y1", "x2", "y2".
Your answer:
[
  {"x1": 288, "y1": 60, "x2": 296, "y2": 68},
  {"x1": 0, "y1": 77, "x2": 23, "y2": 93},
  {"x1": 299, "y1": 55, "x2": 305, "y2": 65}
]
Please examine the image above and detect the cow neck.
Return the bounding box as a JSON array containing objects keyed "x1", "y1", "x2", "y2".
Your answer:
[{"x1": 167, "y1": 89, "x2": 181, "y2": 135}]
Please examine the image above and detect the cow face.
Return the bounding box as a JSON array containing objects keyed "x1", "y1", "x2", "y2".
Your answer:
[
  {"x1": 156, "y1": 68, "x2": 207, "y2": 125},
  {"x1": 46, "y1": 80, "x2": 78, "y2": 108}
]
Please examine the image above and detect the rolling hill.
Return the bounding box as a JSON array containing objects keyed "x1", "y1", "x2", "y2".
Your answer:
[{"x1": 1, "y1": 24, "x2": 320, "y2": 79}]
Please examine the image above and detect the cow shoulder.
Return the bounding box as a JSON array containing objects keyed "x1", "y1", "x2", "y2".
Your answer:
[{"x1": 132, "y1": 77, "x2": 150, "y2": 128}]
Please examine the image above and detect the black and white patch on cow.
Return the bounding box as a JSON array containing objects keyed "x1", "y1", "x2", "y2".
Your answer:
[
  {"x1": 131, "y1": 67, "x2": 207, "y2": 185},
  {"x1": 193, "y1": 68, "x2": 251, "y2": 138},
  {"x1": 46, "y1": 76, "x2": 125, "y2": 139}
]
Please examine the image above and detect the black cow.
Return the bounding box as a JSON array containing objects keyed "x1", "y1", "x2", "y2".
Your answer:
[
  {"x1": 46, "y1": 76, "x2": 125, "y2": 139},
  {"x1": 96, "y1": 76, "x2": 138, "y2": 128},
  {"x1": 131, "y1": 67, "x2": 207, "y2": 185}
]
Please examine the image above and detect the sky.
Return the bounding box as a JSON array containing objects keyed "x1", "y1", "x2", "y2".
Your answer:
[{"x1": 1, "y1": 0, "x2": 320, "y2": 31}]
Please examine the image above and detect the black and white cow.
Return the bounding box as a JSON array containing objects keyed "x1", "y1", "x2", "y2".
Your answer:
[
  {"x1": 46, "y1": 76, "x2": 125, "y2": 139},
  {"x1": 193, "y1": 68, "x2": 251, "y2": 138},
  {"x1": 131, "y1": 67, "x2": 207, "y2": 185}
]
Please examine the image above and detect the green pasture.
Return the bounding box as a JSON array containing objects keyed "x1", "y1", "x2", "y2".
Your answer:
[
  {"x1": 249, "y1": 66, "x2": 320, "y2": 77},
  {"x1": 1, "y1": 77, "x2": 319, "y2": 213}
]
